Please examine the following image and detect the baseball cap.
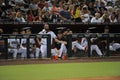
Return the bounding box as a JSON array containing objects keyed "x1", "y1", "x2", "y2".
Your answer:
[
  {"x1": 22, "y1": 27, "x2": 31, "y2": 30},
  {"x1": 57, "y1": 30, "x2": 63, "y2": 34},
  {"x1": 12, "y1": 29, "x2": 18, "y2": 32},
  {"x1": 104, "y1": 26, "x2": 109, "y2": 29}
]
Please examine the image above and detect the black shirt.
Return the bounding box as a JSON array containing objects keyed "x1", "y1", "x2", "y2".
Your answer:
[{"x1": 54, "y1": 37, "x2": 66, "y2": 50}]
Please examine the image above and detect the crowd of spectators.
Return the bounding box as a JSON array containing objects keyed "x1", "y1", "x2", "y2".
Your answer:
[{"x1": 0, "y1": 0, "x2": 120, "y2": 23}]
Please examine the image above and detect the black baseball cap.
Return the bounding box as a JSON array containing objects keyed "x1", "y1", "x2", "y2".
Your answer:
[
  {"x1": 57, "y1": 30, "x2": 63, "y2": 34},
  {"x1": 12, "y1": 29, "x2": 18, "y2": 32},
  {"x1": 22, "y1": 27, "x2": 31, "y2": 31},
  {"x1": 104, "y1": 26, "x2": 109, "y2": 29}
]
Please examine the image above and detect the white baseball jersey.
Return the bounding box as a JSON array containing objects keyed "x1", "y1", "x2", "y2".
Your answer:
[
  {"x1": 8, "y1": 39, "x2": 20, "y2": 48},
  {"x1": 21, "y1": 38, "x2": 35, "y2": 47},
  {"x1": 81, "y1": 38, "x2": 88, "y2": 47},
  {"x1": 39, "y1": 30, "x2": 56, "y2": 45}
]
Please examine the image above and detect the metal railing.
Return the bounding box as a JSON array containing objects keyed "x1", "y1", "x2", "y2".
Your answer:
[
  {"x1": 0, "y1": 33, "x2": 120, "y2": 59},
  {"x1": 67, "y1": 33, "x2": 120, "y2": 57},
  {"x1": 0, "y1": 34, "x2": 51, "y2": 59}
]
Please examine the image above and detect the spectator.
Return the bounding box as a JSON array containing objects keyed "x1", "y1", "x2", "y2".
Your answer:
[
  {"x1": 109, "y1": 13, "x2": 117, "y2": 23},
  {"x1": 94, "y1": 0, "x2": 100, "y2": 8},
  {"x1": 101, "y1": 13, "x2": 110, "y2": 23},
  {"x1": 29, "y1": 1, "x2": 38, "y2": 17},
  {"x1": 14, "y1": 0, "x2": 26, "y2": 5},
  {"x1": 8, "y1": 0, "x2": 16, "y2": 7},
  {"x1": 42, "y1": 2, "x2": 50, "y2": 12},
  {"x1": 72, "y1": 5, "x2": 81, "y2": 22},
  {"x1": 58, "y1": 1, "x2": 64, "y2": 12},
  {"x1": 67, "y1": 0, "x2": 74, "y2": 15},
  {"x1": 81, "y1": 6, "x2": 90, "y2": 23},
  {"x1": 59, "y1": 5, "x2": 71, "y2": 22},
  {"x1": 47, "y1": 0, "x2": 53, "y2": 7},
  {"x1": 15, "y1": 11, "x2": 26, "y2": 22},
  {"x1": 29, "y1": 1, "x2": 38, "y2": 10},
  {"x1": 51, "y1": 1, "x2": 59, "y2": 14},
  {"x1": 49, "y1": 10, "x2": 58, "y2": 23},
  {"x1": 26, "y1": 10, "x2": 34, "y2": 22},
  {"x1": 107, "y1": 6, "x2": 114, "y2": 16},
  {"x1": 7, "y1": 12, "x2": 15, "y2": 22},
  {"x1": 38, "y1": 0, "x2": 45, "y2": 9},
  {"x1": 87, "y1": 2, "x2": 94, "y2": 16},
  {"x1": 0, "y1": 0, "x2": 119, "y2": 23},
  {"x1": 117, "y1": 13, "x2": 120, "y2": 22},
  {"x1": 91, "y1": 12, "x2": 102, "y2": 23},
  {"x1": 99, "y1": 1, "x2": 106, "y2": 12},
  {"x1": 42, "y1": 11, "x2": 50, "y2": 22}
]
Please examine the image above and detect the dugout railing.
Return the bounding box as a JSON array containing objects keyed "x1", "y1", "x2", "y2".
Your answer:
[
  {"x1": 0, "y1": 34, "x2": 51, "y2": 59},
  {"x1": 0, "y1": 33, "x2": 120, "y2": 59},
  {"x1": 67, "y1": 33, "x2": 120, "y2": 57}
]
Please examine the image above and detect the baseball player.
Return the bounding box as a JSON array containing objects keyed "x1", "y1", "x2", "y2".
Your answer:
[
  {"x1": 8, "y1": 29, "x2": 20, "y2": 59},
  {"x1": 24, "y1": 27, "x2": 40, "y2": 59},
  {"x1": 72, "y1": 29, "x2": 103, "y2": 57},
  {"x1": 38, "y1": 23, "x2": 57, "y2": 58},
  {"x1": 90, "y1": 37, "x2": 103, "y2": 57},
  {"x1": 38, "y1": 23, "x2": 64, "y2": 59},
  {"x1": 72, "y1": 35, "x2": 87, "y2": 52},
  {"x1": 85, "y1": 30, "x2": 103, "y2": 57},
  {"x1": 18, "y1": 28, "x2": 27, "y2": 59},
  {"x1": 51, "y1": 30, "x2": 67, "y2": 60},
  {"x1": 110, "y1": 41, "x2": 120, "y2": 51},
  {"x1": 100, "y1": 26, "x2": 120, "y2": 52},
  {"x1": 8, "y1": 29, "x2": 28, "y2": 59}
]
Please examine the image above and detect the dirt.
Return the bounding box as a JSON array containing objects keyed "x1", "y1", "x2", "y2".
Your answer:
[
  {"x1": 61, "y1": 76, "x2": 120, "y2": 80},
  {"x1": 0, "y1": 57, "x2": 120, "y2": 66}
]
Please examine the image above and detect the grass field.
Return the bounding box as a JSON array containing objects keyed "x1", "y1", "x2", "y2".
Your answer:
[{"x1": 0, "y1": 62, "x2": 120, "y2": 80}]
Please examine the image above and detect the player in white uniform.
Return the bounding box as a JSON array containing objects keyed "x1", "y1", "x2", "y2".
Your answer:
[
  {"x1": 72, "y1": 30, "x2": 103, "y2": 57},
  {"x1": 8, "y1": 38, "x2": 19, "y2": 59},
  {"x1": 18, "y1": 28, "x2": 27, "y2": 59},
  {"x1": 8, "y1": 29, "x2": 26, "y2": 59},
  {"x1": 38, "y1": 23, "x2": 65, "y2": 59},
  {"x1": 24, "y1": 27, "x2": 40, "y2": 59},
  {"x1": 90, "y1": 37, "x2": 103, "y2": 57},
  {"x1": 72, "y1": 40, "x2": 86, "y2": 51},
  {"x1": 83, "y1": 30, "x2": 103, "y2": 57},
  {"x1": 8, "y1": 29, "x2": 20, "y2": 59},
  {"x1": 100, "y1": 26, "x2": 120, "y2": 52},
  {"x1": 38, "y1": 23, "x2": 57, "y2": 58},
  {"x1": 72, "y1": 34, "x2": 87, "y2": 52},
  {"x1": 109, "y1": 41, "x2": 120, "y2": 51}
]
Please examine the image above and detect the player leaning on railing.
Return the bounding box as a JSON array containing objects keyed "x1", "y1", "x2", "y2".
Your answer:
[
  {"x1": 8, "y1": 29, "x2": 26, "y2": 59},
  {"x1": 38, "y1": 23, "x2": 68, "y2": 60}
]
